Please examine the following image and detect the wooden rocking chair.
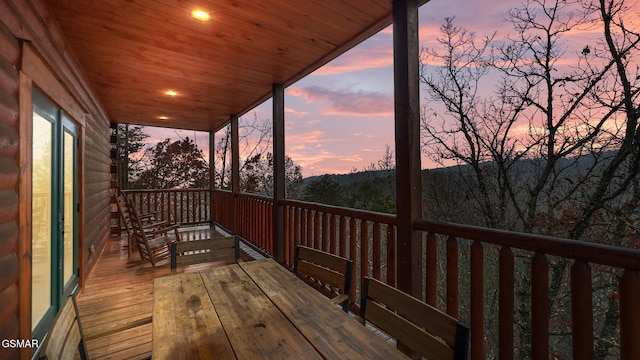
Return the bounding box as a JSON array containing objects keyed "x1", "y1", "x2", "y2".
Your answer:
[{"x1": 117, "y1": 193, "x2": 181, "y2": 266}]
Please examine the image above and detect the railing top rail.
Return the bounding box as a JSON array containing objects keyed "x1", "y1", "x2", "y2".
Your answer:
[
  {"x1": 212, "y1": 189, "x2": 232, "y2": 194},
  {"x1": 212, "y1": 191, "x2": 396, "y2": 225},
  {"x1": 123, "y1": 188, "x2": 209, "y2": 193},
  {"x1": 415, "y1": 219, "x2": 640, "y2": 270},
  {"x1": 236, "y1": 192, "x2": 275, "y2": 203},
  {"x1": 281, "y1": 199, "x2": 397, "y2": 225}
]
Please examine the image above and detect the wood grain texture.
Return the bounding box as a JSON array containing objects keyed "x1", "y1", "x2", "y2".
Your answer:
[
  {"x1": 44, "y1": 0, "x2": 429, "y2": 131},
  {"x1": 0, "y1": 16, "x2": 19, "y2": 360},
  {"x1": 153, "y1": 272, "x2": 235, "y2": 360},
  {"x1": 200, "y1": 264, "x2": 322, "y2": 359},
  {"x1": 240, "y1": 259, "x2": 408, "y2": 359}
]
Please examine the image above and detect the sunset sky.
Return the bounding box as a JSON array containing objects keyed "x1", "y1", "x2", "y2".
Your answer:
[{"x1": 144, "y1": 0, "x2": 636, "y2": 178}]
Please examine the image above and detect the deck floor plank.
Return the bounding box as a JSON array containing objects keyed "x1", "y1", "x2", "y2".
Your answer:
[{"x1": 76, "y1": 226, "x2": 255, "y2": 360}]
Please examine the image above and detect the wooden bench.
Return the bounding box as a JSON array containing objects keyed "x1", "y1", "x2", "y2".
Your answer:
[
  {"x1": 170, "y1": 235, "x2": 239, "y2": 274},
  {"x1": 37, "y1": 291, "x2": 89, "y2": 360},
  {"x1": 37, "y1": 289, "x2": 152, "y2": 360},
  {"x1": 360, "y1": 277, "x2": 469, "y2": 359},
  {"x1": 293, "y1": 245, "x2": 353, "y2": 312}
]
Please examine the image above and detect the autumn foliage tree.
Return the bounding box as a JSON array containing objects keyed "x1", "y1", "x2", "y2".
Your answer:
[{"x1": 132, "y1": 137, "x2": 209, "y2": 189}]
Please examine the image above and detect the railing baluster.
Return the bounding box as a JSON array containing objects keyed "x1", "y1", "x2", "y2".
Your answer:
[
  {"x1": 172, "y1": 191, "x2": 177, "y2": 224},
  {"x1": 531, "y1": 252, "x2": 549, "y2": 360},
  {"x1": 387, "y1": 225, "x2": 396, "y2": 287},
  {"x1": 306, "y1": 209, "x2": 313, "y2": 248},
  {"x1": 300, "y1": 208, "x2": 307, "y2": 247},
  {"x1": 255, "y1": 199, "x2": 260, "y2": 248},
  {"x1": 349, "y1": 217, "x2": 357, "y2": 303},
  {"x1": 188, "y1": 191, "x2": 192, "y2": 224},
  {"x1": 339, "y1": 216, "x2": 347, "y2": 258},
  {"x1": 268, "y1": 200, "x2": 273, "y2": 253},
  {"x1": 373, "y1": 222, "x2": 381, "y2": 280},
  {"x1": 426, "y1": 232, "x2": 437, "y2": 306},
  {"x1": 283, "y1": 205, "x2": 289, "y2": 263},
  {"x1": 360, "y1": 219, "x2": 369, "y2": 281},
  {"x1": 313, "y1": 211, "x2": 322, "y2": 249},
  {"x1": 470, "y1": 240, "x2": 484, "y2": 360},
  {"x1": 294, "y1": 207, "x2": 301, "y2": 255},
  {"x1": 571, "y1": 260, "x2": 593, "y2": 359},
  {"x1": 330, "y1": 214, "x2": 337, "y2": 255},
  {"x1": 322, "y1": 212, "x2": 329, "y2": 252},
  {"x1": 446, "y1": 235, "x2": 458, "y2": 318},
  {"x1": 161, "y1": 192, "x2": 166, "y2": 222},
  {"x1": 153, "y1": 191, "x2": 157, "y2": 220},
  {"x1": 499, "y1": 246, "x2": 514, "y2": 360},
  {"x1": 620, "y1": 270, "x2": 640, "y2": 359},
  {"x1": 252, "y1": 199, "x2": 257, "y2": 248}
]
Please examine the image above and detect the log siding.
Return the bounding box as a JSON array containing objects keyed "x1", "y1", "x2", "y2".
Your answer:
[
  {"x1": 0, "y1": 1, "x2": 112, "y2": 359},
  {"x1": 0, "y1": 15, "x2": 20, "y2": 360}
]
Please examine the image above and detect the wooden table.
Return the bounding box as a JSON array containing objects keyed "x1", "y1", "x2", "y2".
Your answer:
[{"x1": 152, "y1": 258, "x2": 408, "y2": 359}]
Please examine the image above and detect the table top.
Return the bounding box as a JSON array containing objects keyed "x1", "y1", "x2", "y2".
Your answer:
[{"x1": 152, "y1": 258, "x2": 408, "y2": 359}]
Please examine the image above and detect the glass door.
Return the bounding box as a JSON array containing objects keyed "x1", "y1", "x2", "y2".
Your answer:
[{"x1": 31, "y1": 90, "x2": 79, "y2": 340}]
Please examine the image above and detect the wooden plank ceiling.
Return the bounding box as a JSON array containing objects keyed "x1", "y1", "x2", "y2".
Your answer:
[{"x1": 46, "y1": 0, "x2": 399, "y2": 132}]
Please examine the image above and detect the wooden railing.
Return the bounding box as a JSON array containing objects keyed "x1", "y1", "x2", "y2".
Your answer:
[
  {"x1": 212, "y1": 190, "x2": 233, "y2": 230},
  {"x1": 280, "y1": 199, "x2": 398, "y2": 303},
  {"x1": 237, "y1": 193, "x2": 274, "y2": 254},
  {"x1": 414, "y1": 220, "x2": 640, "y2": 360},
  {"x1": 123, "y1": 189, "x2": 210, "y2": 226},
  {"x1": 208, "y1": 191, "x2": 640, "y2": 358}
]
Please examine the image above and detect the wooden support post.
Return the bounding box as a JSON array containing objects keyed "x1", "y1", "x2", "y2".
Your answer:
[
  {"x1": 620, "y1": 270, "x2": 640, "y2": 359},
  {"x1": 209, "y1": 131, "x2": 215, "y2": 227},
  {"x1": 230, "y1": 115, "x2": 239, "y2": 234},
  {"x1": 273, "y1": 83, "x2": 285, "y2": 263},
  {"x1": 393, "y1": 0, "x2": 422, "y2": 297}
]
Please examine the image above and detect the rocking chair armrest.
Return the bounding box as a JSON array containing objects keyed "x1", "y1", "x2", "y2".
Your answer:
[
  {"x1": 146, "y1": 224, "x2": 182, "y2": 241},
  {"x1": 139, "y1": 210, "x2": 159, "y2": 218},
  {"x1": 142, "y1": 221, "x2": 169, "y2": 230}
]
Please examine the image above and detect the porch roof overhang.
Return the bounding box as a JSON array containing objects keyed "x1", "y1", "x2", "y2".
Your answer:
[{"x1": 46, "y1": 0, "x2": 427, "y2": 132}]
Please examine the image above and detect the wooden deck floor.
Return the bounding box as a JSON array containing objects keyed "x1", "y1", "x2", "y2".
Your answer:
[{"x1": 76, "y1": 227, "x2": 260, "y2": 360}]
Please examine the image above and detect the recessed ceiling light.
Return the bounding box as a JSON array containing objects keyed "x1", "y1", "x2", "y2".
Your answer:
[
  {"x1": 165, "y1": 90, "x2": 178, "y2": 96},
  {"x1": 192, "y1": 9, "x2": 210, "y2": 21},
  {"x1": 158, "y1": 116, "x2": 169, "y2": 120}
]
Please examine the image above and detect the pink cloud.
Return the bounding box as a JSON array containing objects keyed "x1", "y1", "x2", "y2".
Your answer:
[
  {"x1": 288, "y1": 86, "x2": 393, "y2": 117},
  {"x1": 312, "y1": 47, "x2": 393, "y2": 75},
  {"x1": 285, "y1": 107, "x2": 308, "y2": 117},
  {"x1": 286, "y1": 130, "x2": 326, "y2": 148}
]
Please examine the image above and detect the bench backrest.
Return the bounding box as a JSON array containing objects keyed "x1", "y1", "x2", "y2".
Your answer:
[
  {"x1": 294, "y1": 245, "x2": 353, "y2": 312},
  {"x1": 38, "y1": 292, "x2": 88, "y2": 360},
  {"x1": 171, "y1": 236, "x2": 239, "y2": 273},
  {"x1": 360, "y1": 277, "x2": 469, "y2": 360}
]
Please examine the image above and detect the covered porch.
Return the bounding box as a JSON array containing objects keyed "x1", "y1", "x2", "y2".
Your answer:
[{"x1": 0, "y1": 0, "x2": 639, "y2": 359}]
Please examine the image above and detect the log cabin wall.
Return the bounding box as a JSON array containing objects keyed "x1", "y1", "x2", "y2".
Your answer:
[
  {"x1": 0, "y1": 1, "x2": 112, "y2": 359},
  {"x1": 0, "y1": 13, "x2": 21, "y2": 360}
]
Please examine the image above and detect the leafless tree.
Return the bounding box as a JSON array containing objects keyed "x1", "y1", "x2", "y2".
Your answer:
[
  {"x1": 421, "y1": 0, "x2": 639, "y2": 357},
  {"x1": 214, "y1": 112, "x2": 303, "y2": 197},
  {"x1": 214, "y1": 112, "x2": 272, "y2": 190}
]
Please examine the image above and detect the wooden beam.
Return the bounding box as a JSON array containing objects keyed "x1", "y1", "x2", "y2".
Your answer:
[
  {"x1": 272, "y1": 84, "x2": 285, "y2": 263},
  {"x1": 392, "y1": 0, "x2": 422, "y2": 297},
  {"x1": 230, "y1": 115, "x2": 239, "y2": 234}
]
